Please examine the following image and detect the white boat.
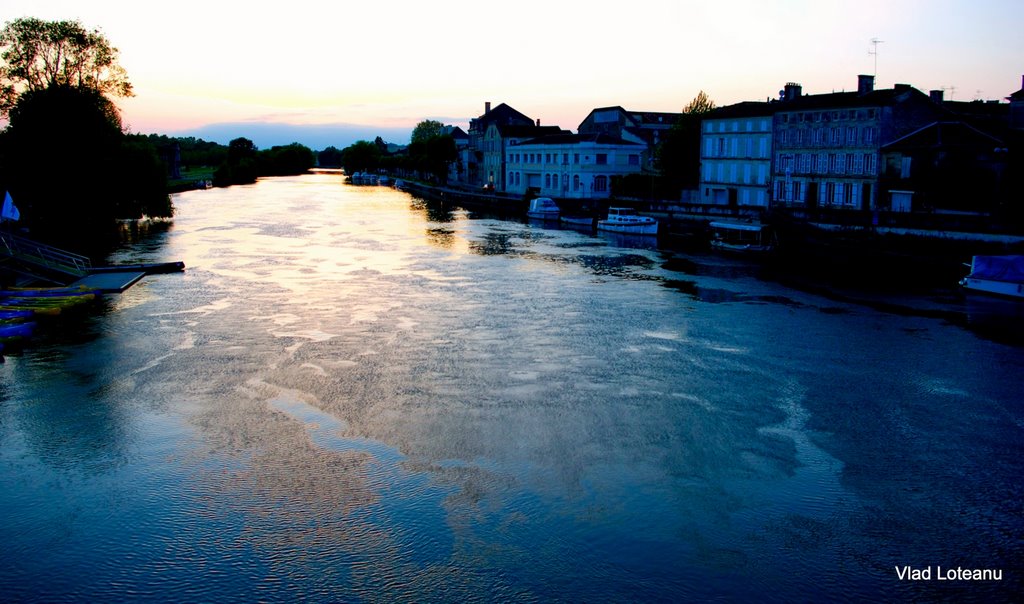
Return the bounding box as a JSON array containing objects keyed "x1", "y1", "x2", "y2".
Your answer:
[
  {"x1": 960, "y1": 255, "x2": 1024, "y2": 299},
  {"x1": 709, "y1": 221, "x2": 776, "y2": 253},
  {"x1": 597, "y1": 207, "x2": 658, "y2": 235},
  {"x1": 526, "y1": 197, "x2": 560, "y2": 220}
]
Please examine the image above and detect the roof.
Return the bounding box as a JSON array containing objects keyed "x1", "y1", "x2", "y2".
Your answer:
[
  {"x1": 579, "y1": 106, "x2": 682, "y2": 130},
  {"x1": 494, "y1": 124, "x2": 566, "y2": 138},
  {"x1": 703, "y1": 101, "x2": 777, "y2": 120},
  {"x1": 882, "y1": 120, "x2": 1005, "y2": 152},
  {"x1": 516, "y1": 132, "x2": 644, "y2": 147},
  {"x1": 772, "y1": 85, "x2": 930, "y2": 112},
  {"x1": 476, "y1": 103, "x2": 532, "y2": 127}
]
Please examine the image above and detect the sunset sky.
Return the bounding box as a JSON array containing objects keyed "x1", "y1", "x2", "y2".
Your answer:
[{"x1": 2, "y1": 0, "x2": 1021, "y2": 149}]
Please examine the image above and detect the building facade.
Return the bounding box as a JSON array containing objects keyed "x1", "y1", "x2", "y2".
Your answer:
[
  {"x1": 699, "y1": 102, "x2": 775, "y2": 209},
  {"x1": 770, "y1": 76, "x2": 943, "y2": 211},
  {"x1": 466, "y1": 102, "x2": 535, "y2": 187},
  {"x1": 502, "y1": 133, "x2": 644, "y2": 199},
  {"x1": 578, "y1": 106, "x2": 681, "y2": 170},
  {"x1": 482, "y1": 123, "x2": 567, "y2": 192}
]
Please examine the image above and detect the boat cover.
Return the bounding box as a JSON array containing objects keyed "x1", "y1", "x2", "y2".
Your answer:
[{"x1": 970, "y1": 255, "x2": 1024, "y2": 283}]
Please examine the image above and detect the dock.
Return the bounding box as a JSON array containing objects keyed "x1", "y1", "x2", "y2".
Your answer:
[{"x1": 68, "y1": 271, "x2": 146, "y2": 293}]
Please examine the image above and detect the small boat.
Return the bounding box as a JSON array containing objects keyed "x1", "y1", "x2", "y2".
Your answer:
[
  {"x1": 597, "y1": 207, "x2": 658, "y2": 235},
  {"x1": 526, "y1": 197, "x2": 560, "y2": 220},
  {"x1": 378, "y1": 175, "x2": 391, "y2": 186},
  {"x1": 960, "y1": 255, "x2": 1024, "y2": 299},
  {"x1": 393, "y1": 179, "x2": 405, "y2": 190},
  {"x1": 560, "y1": 215, "x2": 596, "y2": 229},
  {"x1": 0, "y1": 321, "x2": 36, "y2": 340},
  {"x1": 709, "y1": 221, "x2": 776, "y2": 253}
]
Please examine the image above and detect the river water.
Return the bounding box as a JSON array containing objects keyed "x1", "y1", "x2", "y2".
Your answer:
[{"x1": 1, "y1": 172, "x2": 1021, "y2": 602}]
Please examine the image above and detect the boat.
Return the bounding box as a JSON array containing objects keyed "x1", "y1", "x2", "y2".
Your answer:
[
  {"x1": 597, "y1": 207, "x2": 658, "y2": 235},
  {"x1": 560, "y1": 215, "x2": 596, "y2": 229},
  {"x1": 526, "y1": 197, "x2": 560, "y2": 220},
  {"x1": 709, "y1": 221, "x2": 776, "y2": 253},
  {"x1": 393, "y1": 179, "x2": 405, "y2": 190},
  {"x1": 377, "y1": 175, "x2": 391, "y2": 186},
  {"x1": 960, "y1": 255, "x2": 1024, "y2": 299}
]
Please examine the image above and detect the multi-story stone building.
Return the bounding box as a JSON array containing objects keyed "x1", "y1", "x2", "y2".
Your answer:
[
  {"x1": 503, "y1": 133, "x2": 644, "y2": 199},
  {"x1": 698, "y1": 102, "x2": 775, "y2": 210},
  {"x1": 770, "y1": 76, "x2": 943, "y2": 211}
]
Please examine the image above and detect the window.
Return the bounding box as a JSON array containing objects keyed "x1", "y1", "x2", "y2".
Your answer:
[
  {"x1": 826, "y1": 182, "x2": 836, "y2": 204},
  {"x1": 508, "y1": 171, "x2": 514, "y2": 185},
  {"x1": 628, "y1": 154, "x2": 640, "y2": 166},
  {"x1": 563, "y1": 153, "x2": 569, "y2": 164},
  {"x1": 573, "y1": 175, "x2": 580, "y2": 191},
  {"x1": 837, "y1": 154, "x2": 846, "y2": 174},
  {"x1": 545, "y1": 154, "x2": 551, "y2": 163},
  {"x1": 828, "y1": 154, "x2": 837, "y2": 173},
  {"x1": 515, "y1": 172, "x2": 521, "y2": 186},
  {"x1": 594, "y1": 175, "x2": 608, "y2": 192},
  {"x1": 545, "y1": 174, "x2": 551, "y2": 188},
  {"x1": 596, "y1": 154, "x2": 608, "y2": 165},
  {"x1": 864, "y1": 127, "x2": 875, "y2": 144},
  {"x1": 830, "y1": 128, "x2": 841, "y2": 144},
  {"x1": 717, "y1": 138, "x2": 725, "y2": 156},
  {"x1": 574, "y1": 154, "x2": 580, "y2": 164},
  {"x1": 776, "y1": 180, "x2": 785, "y2": 201},
  {"x1": 864, "y1": 153, "x2": 876, "y2": 174},
  {"x1": 793, "y1": 181, "x2": 803, "y2": 202},
  {"x1": 846, "y1": 127, "x2": 857, "y2": 145}
]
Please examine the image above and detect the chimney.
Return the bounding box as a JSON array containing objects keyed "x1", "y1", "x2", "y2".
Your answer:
[
  {"x1": 929, "y1": 89, "x2": 944, "y2": 103},
  {"x1": 536, "y1": 118, "x2": 540, "y2": 127},
  {"x1": 783, "y1": 82, "x2": 802, "y2": 101},
  {"x1": 858, "y1": 74, "x2": 875, "y2": 95},
  {"x1": 485, "y1": 102, "x2": 491, "y2": 114}
]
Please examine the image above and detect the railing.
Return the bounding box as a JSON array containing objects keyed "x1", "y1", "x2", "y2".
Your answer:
[{"x1": 0, "y1": 231, "x2": 91, "y2": 276}]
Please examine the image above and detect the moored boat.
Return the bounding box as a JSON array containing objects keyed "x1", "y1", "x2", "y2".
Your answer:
[
  {"x1": 709, "y1": 221, "x2": 776, "y2": 253},
  {"x1": 560, "y1": 215, "x2": 596, "y2": 229},
  {"x1": 526, "y1": 197, "x2": 560, "y2": 220},
  {"x1": 960, "y1": 255, "x2": 1024, "y2": 299},
  {"x1": 597, "y1": 207, "x2": 658, "y2": 235}
]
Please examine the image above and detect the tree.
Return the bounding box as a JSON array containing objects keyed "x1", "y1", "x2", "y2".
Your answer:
[
  {"x1": 213, "y1": 137, "x2": 258, "y2": 187},
  {"x1": 655, "y1": 91, "x2": 718, "y2": 194},
  {"x1": 340, "y1": 140, "x2": 382, "y2": 174},
  {"x1": 257, "y1": 143, "x2": 315, "y2": 176},
  {"x1": 0, "y1": 17, "x2": 132, "y2": 116},
  {"x1": 411, "y1": 119, "x2": 443, "y2": 144},
  {"x1": 682, "y1": 90, "x2": 716, "y2": 115},
  {"x1": 0, "y1": 84, "x2": 170, "y2": 247}
]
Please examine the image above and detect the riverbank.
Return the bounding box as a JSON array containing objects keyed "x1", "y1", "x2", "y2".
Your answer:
[{"x1": 394, "y1": 179, "x2": 1024, "y2": 292}]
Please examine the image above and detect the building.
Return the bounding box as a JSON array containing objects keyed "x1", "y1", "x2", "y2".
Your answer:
[
  {"x1": 503, "y1": 133, "x2": 644, "y2": 199},
  {"x1": 466, "y1": 102, "x2": 535, "y2": 187},
  {"x1": 770, "y1": 76, "x2": 945, "y2": 211},
  {"x1": 440, "y1": 125, "x2": 470, "y2": 183},
  {"x1": 482, "y1": 122, "x2": 567, "y2": 192},
  {"x1": 578, "y1": 106, "x2": 681, "y2": 169},
  {"x1": 698, "y1": 102, "x2": 775, "y2": 210},
  {"x1": 880, "y1": 120, "x2": 1007, "y2": 213},
  {"x1": 1009, "y1": 75, "x2": 1024, "y2": 130}
]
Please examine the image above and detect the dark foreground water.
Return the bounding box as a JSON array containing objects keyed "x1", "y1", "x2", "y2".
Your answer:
[{"x1": 1, "y1": 173, "x2": 1021, "y2": 602}]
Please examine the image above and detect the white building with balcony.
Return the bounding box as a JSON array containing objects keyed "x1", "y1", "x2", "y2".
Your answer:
[{"x1": 503, "y1": 133, "x2": 644, "y2": 199}]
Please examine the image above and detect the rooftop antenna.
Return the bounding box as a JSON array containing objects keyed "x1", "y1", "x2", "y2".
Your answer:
[{"x1": 869, "y1": 38, "x2": 884, "y2": 77}]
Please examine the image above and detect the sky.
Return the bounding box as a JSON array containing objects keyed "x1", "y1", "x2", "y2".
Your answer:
[{"x1": 2, "y1": 0, "x2": 1021, "y2": 150}]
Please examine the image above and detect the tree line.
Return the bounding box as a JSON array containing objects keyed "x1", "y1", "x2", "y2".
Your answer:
[{"x1": 0, "y1": 17, "x2": 317, "y2": 249}]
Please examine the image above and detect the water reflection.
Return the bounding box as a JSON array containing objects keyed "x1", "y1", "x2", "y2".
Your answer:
[{"x1": 1, "y1": 174, "x2": 1020, "y2": 602}]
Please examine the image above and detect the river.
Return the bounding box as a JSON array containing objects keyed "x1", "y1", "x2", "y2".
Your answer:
[{"x1": 1, "y1": 172, "x2": 1021, "y2": 602}]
